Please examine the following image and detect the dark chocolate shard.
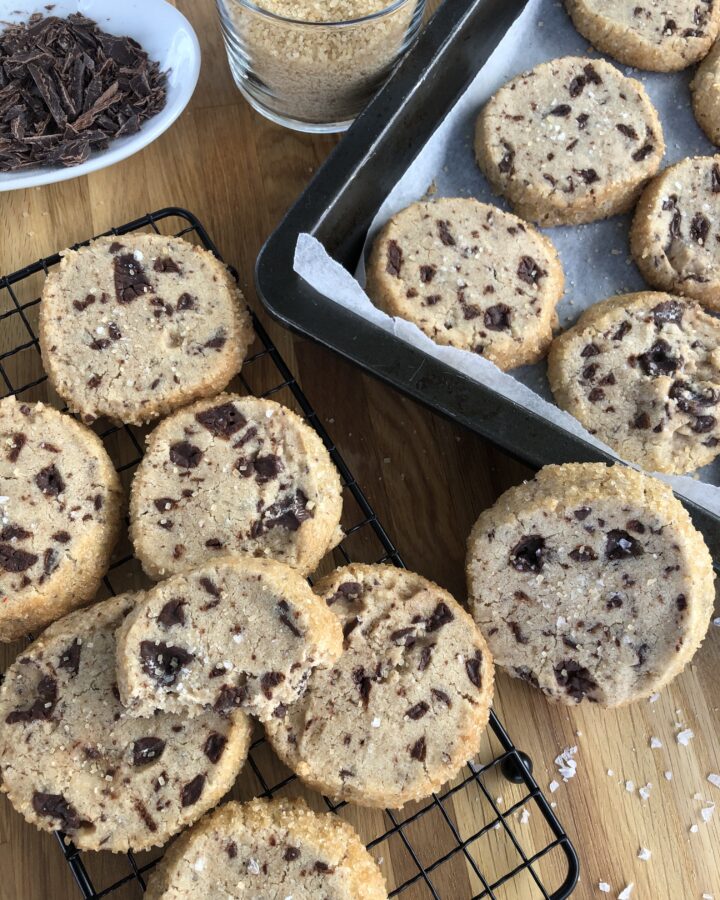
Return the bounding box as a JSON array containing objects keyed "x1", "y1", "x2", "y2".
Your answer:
[
  {"x1": 132, "y1": 737, "x2": 166, "y2": 766},
  {"x1": 139, "y1": 641, "x2": 194, "y2": 686},
  {"x1": 195, "y1": 403, "x2": 246, "y2": 438}
]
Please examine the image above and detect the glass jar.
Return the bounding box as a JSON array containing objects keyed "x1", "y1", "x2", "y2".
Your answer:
[{"x1": 217, "y1": 0, "x2": 426, "y2": 133}]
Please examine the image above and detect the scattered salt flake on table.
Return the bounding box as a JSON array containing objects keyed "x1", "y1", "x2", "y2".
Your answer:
[
  {"x1": 648, "y1": 693, "x2": 660, "y2": 703},
  {"x1": 549, "y1": 780, "x2": 560, "y2": 793},
  {"x1": 637, "y1": 847, "x2": 651, "y2": 861},
  {"x1": 607, "y1": 769, "x2": 614, "y2": 777},
  {"x1": 708, "y1": 773, "x2": 720, "y2": 789},
  {"x1": 713, "y1": 617, "x2": 720, "y2": 627},
  {"x1": 664, "y1": 771, "x2": 673, "y2": 781},
  {"x1": 520, "y1": 808, "x2": 530, "y2": 825},
  {"x1": 690, "y1": 824, "x2": 699, "y2": 834},
  {"x1": 598, "y1": 884, "x2": 611, "y2": 894},
  {"x1": 618, "y1": 885, "x2": 634, "y2": 900},
  {"x1": 702, "y1": 893, "x2": 714, "y2": 899},
  {"x1": 701, "y1": 804, "x2": 715, "y2": 823},
  {"x1": 639, "y1": 783, "x2": 652, "y2": 801},
  {"x1": 676, "y1": 729, "x2": 694, "y2": 746},
  {"x1": 555, "y1": 746, "x2": 578, "y2": 781},
  {"x1": 625, "y1": 780, "x2": 635, "y2": 793},
  {"x1": 649, "y1": 737, "x2": 662, "y2": 749}
]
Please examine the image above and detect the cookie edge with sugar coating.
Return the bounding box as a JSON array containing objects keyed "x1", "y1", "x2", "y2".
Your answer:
[
  {"x1": 0, "y1": 396, "x2": 123, "y2": 642},
  {"x1": 565, "y1": 0, "x2": 720, "y2": 72},
  {"x1": 39, "y1": 234, "x2": 255, "y2": 426},
  {"x1": 465, "y1": 462, "x2": 715, "y2": 707},
  {"x1": 365, "y1": 198, "x2": 565, "y2": 370},
  {"x1": 129, "y1": 393, "x2": 344, "y2": 580},
  {"x1": 266, "y1": 563, "x2": 495, "y2": 809},
  {"x1": 474, "y1": 56, "x2": 665, "y2": 226},
  {"x1": 692, "y1": 41, "x2": 720, "y2": 146},
  {"x1": 145, "y1": 797, "x2": 388, "y2": 900}
]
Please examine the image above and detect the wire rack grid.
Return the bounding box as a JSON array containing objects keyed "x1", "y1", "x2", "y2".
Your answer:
[{"x1": 0, "y1": 208, "x2": 579, "y2": 900}]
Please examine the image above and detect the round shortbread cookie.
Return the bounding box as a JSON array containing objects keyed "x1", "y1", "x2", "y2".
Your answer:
[
  {"x1": 0, "y1": 397, "x2": 122, "y2": 641},
  {"x1": 631, "y1": 156, "x2": 720, "y2": 308},
  {"x1": 129, "y1": 394, "x2": 343, "y2": 580},
  {"x1": 692, "y1": 38, "x2": 720, "y2": 144},
  {"x1": 39, "y1": 234, "x2": 254, "y2": 425},
  {"x1": 466, "y1": 463, "x2": 715, "y2": 707},
  {"x1": 0, "y1": 594, "x2": 251, "y2": 852},
  {"x1": 365, "y1": 198, "x2": 564, "y2": 370},
  {"x1": 566, "y1": 0, "x2": 720, "y2": 72},
  {"x1": 116, "y1": 556, "x2": 343, "y2": 721},
  {"x1": 548, "y1": 292, "x2": 720, "y2": 474},
  {"x1": 475, "y1": 56, "x2": 665, "y2": 226},
  {"x1": 265, "y1": 564, "x2": 494, "y2": 809},
  {"x1": 145, "y1": 798, "x2": 387, "y2": 900}
]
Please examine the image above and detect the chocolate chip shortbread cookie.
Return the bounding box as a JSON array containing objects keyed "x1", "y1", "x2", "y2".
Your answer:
[
  {"x1": 631, "y1": 156, "x2": 720, "y2": 308},
  {"x1": 566, "y1": 0, "x2": 720, "y2": 72},
  {"x1": 130, "y1": 394, "x2": 343, "y2": 579},
  {"x1": 0, "y1": 594, "x2": 251, "y2": 851},
  {"x1": 692, "y1": 39, "x2": 720, "y2": 145},
  {"x1": 265, "y1": 564, "x2": 494, "y2": 808},
  {"x1": 145, "y1": 798, "x2": 387, "y2": 900},
  {"x1": 117, "y1": 557, "x2": 342, "y2": 721},
  {"x1": 548, "y1": 292, "x2": 720, "y2": 473},
  {"x1": 475, "y1": 57, "x2": 664, "y2": 226},
  {"x1": 39, "y1": 234, "x2": 254, "y2": 425},
  {"x1": 365, "y1": 198, "x2": 564, "y2": 369},
  {"x1": 466, "y1": 463, "x2": 715, "y2": 707},
  {"x1": 0, "y1": 397, "x2": 122, "y2": 641}
]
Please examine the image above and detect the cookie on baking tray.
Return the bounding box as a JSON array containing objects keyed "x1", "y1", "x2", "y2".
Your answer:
[
  {"x1": 692, "y1": 39, "x2": 720, "y2": 145},
  {"x1": 475, "y1": 56, "x2": 665, "y2": 226},
  {"x1": 0, "y1": 594, "x2": 251, "y2": 852},
  {"x1": 548, "y1": 292, "x2": 720, "y2": 474},
  {"x1": 39, "y1": 233, "x2": 254, "y2": 425},
  {"x1": 145, "y1": 797, "x2": 387, "y2": 900},
  {"x1": 0, "y1": 396, "x2": 122, "y2": 641},
  {"x1": 631, "y1": 156, "x2": 720, "y2": 308},
  {"x1": 116, "y1": 556, "x2": 343, "y2": 721},
  {"x1": 466, "y1": 463, "x2": 715, "y2": 707},
  {"x1": 265, "y1": 564, "x2": 494, "y2": 809},
  {"x1": 565, "y1": 0, "x2": 720, "y2": 72},
  {"x1": 365, "y1": 198, "x2": 564, "y2": 369},
  {"x1": 129, "y1": 394, "x2": 343, "y2": 580}
]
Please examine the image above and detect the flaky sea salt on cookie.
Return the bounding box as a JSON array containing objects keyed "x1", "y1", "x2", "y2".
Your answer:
[
  {"x1": 145, "y1": 797, "x2": 387, "y2": 900},
  {"x1": 548, "y1": 293, "x2": 720, "y2": 474},
  {"x1": 475, "y1": 57, "x2": 664, "y2": 226},
  {"x1": 130, "y1": 394, "x2": 343, "y2": 579},
  {"x1": 0, "y1": 594, "x2": 251, "y2": 852},
  {"x1": 631, "y1": 156, "x2": 720, "y2": 308},
  {"x1": 466, "y1": 463, "x2": 715, "y2": 707},
  {"x1": 39, "y1": 234, "x2": 253, "y2": 425},
  {"x1": 366, "y1": 198, "x2": 564, "y2": 369},
  {"x1": 0, "y1": 397, "x2": 122, "y2": 641},
  {"x1": 116, "y1": 556, "x2": 342, "y2": 721},
  {"x1": 266, "y1": 564, "x2": 494, "y2": 809},
  {"x1": 565, "y1": 0, "x2": 720, "y2": 72}
]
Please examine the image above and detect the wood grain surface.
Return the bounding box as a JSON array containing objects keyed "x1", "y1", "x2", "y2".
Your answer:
[{"x1": 1, "y1": 2, "x2": 719, "y2": 898}]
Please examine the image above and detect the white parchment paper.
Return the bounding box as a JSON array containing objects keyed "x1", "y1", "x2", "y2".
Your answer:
[{"x1": 293, "y1": 0, "x2": 718, "y2": 514}]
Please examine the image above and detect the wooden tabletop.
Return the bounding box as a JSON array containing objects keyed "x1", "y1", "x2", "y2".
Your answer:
[{"x1": 1, "y1": 2, "x2": 719, "y2": 898}]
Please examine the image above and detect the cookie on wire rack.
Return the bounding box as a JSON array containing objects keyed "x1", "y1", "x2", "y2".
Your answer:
[
  {"x1": 0, "y1": 396, "x2": 122, "y2": 641},
  {"x1": 466, "y1": 463, "x2": 715, "y2": 707},
  {"x1": 145, "y1": 797, "x2": 388, "y2": 900},
  {"x1": 475, "y1": 56, "x2": 664, "y2": 226},
  {"x1": 39, "y1": 233, "x2": 254, "y2": 425},
  {"x1": 0, "y1": 594, "x2": 252, "y2": 852}
]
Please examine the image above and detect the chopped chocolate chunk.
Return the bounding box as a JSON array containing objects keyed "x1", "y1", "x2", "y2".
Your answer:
[
  {"x1": 139, "y1": 641, "x2": 194, "y2": 686},
  {"x1": 426, "y1": 602, "x2": 454, "y2": 632},
  {"x1": 484, "y1": 303, "x2": 511, "y2": 331},
  {"x1": 6, "y1": 675, "x2": 57, "y2": 724},
  {"x1": 260, "y1": 671, "x2": 285, "y2": 699},
  {"x1": 498, "y1": 141, "x2": 515, "y2": 173},
  {"x1": 581, "y1": 343, "x2": 600, "y2": 357},
  {"x1": 568, "y1": 74, "x2": 586, "y2": 97},
  {"x1": 204, "y1": 331, "x2": 227, "y2": 350},
  {"x1": 693, "y1": 415, "x2": 716, "y2": 433},
  {"x1": 633, "y1": 412, "x2": 651, "y2": 430},
  {"x1": 0, "y1": 543, "x2": 38, "y2": 573},
  {"x1": 588, "y1": 387, "x2": 605, "y2": 403},
  {"x1": 180, "y1": 774, "x2": 205, "y2": 807},
  {"x1": 327, "y1": 581, "x2": 363, "y2": 605},
  {"x1": 637, "y1": 339, "x2": 680, "y2": 377},
  {"x1": 213, "y1": 684, "x2": 247, "y2": 713},
  {"x1": 517, "y1": 255, "x2": 545, "y2": 285},
  {"x1": 114, "y1": 253, "x2": 150, "y2": 303},
  {"x1": 386, "y1": 240, "x2": 403, "y2": 276},
  {"x1": 58, "y1": 639, "x2": 81, "y2": 676},
  {"x1": 226, "y1": 841, "x2": 238, "y2": 858},
  {"x1": 158, "y1": 598, "x2": 185, "y2": 628},
  {"x1": 568, "y1": 545, "x2": 597, "y2": 562},
  {"x1": 510, "y1": 534, "x2": 546, "y2": 572},
  {"x1": 409, "y1": 736, "x2": 427, "y2": 761},
  {"x1": 278, "y1": 599, "x2": 302, "y2": 637},
  {"x1": 418, "y1": 644, "x2": 434, "y2": 671},
  {"x1": 437, "y1": 220, "x2": 456, "y2": 246},
  {"x1": 606, "y1": 594, "x2": 623, "y2": 610},
  {"x1": 431, "y1": 688, "x2": 451, "y2": 706},
  {"x1": 390, "y1": 626, "x2": 416, "y2": 646},
  {"x1": 575, "y1": 168, "x2": 599, "y2": 184},
  {"x1": 352, "y1": 667, "x2": 372, "y2": 707},
  {"x1": 712, "y1": 163, "x2": 720, "y2": 193},
  {"x1": 576, "y1": 112, "x2": 589, "y2": 129},
  {"x1": 554, "y1": 659, "x2": 597, "y2": 702},
  {"x1": 153, "y1": 257, "x2": 181, "y2": 274},
  {"x1": 284, "y1": 847, "x2": 300, "y2": 862},
  {"x1": 254, "y1": 489, "x2": 312, "y2": 535},
  {"x1": 134, "y1": 799, "x2": 157, "y2": 832},
  {"x1": 406, "y1": 701, "x2": 429, "y2": 720},
  {"x1": 573, "y1": 506, "x2": 591, "y2": 521},
  {"x1": 613, "y1": 321, "x2": 632, "y2": 341},
  {"x1": 549, "y1": 104, "x2": 571, "y2": 116},
  {"x1": 631, "y1": 143, "x2": 655, "y2": 162},
  {"x1": 605, "y1": 529, "x2": 644, "y2": 560},
  {"x1": 509, "y1": 621, "x2": 528, "y2": 644},
  {"x1": 176, "y1": 292, "x2": 196, "y2": 311},
  {"x1": 616, "y1": 123, "x2": 639, "y2": 140},
  {"x1": 690, "y1": 212, "x2": 710, "y2": 244},
  {"x1": 7, "y1": 432, "x2": 26, "y2": 462},
  {"x1": 314, "y1": 861, "x2": 332, "y2": 874},
  {"x1": 35, "y1": 463, "x2": 64, "y2": 497},
  {"x1": 42, "y1": 548, "x2": 59, "y2": 577},
  {"x1": 514, "y1": 666, "x2": 539, "y2": 688},
  {"x1": 132, "y1": 737, "x2": 166, "y2": 766},
  {"x1": 203, "y1": 732, "x2": 227, "y2": 764},
  {"x1": 169, "y1": 441, "x2": 202, "y2": 469},
  {"x1": 465, "y1": 650, "x2": 484, "y2": 688},
  {"x1": 73, "y1": 294, "x2": 96, "y2": 312},
  {"x1": 669, "y1": 380, "x2": 716, "y2": 415},
  {"x1": 32, "y1": 792, "x2": 83, "y2": 831},
  {"x1": 195, "y1": 403, "x2": 246, "y2": 438},
  {"x1": 420, "y1": 264, "x2": 436, "y2": 283},
  {"x1": 676, "y1": 594, "x2": 687, "y2": 612},
  {"x1": 199, "y1": 577, "x2": 220, "y2": 598}
]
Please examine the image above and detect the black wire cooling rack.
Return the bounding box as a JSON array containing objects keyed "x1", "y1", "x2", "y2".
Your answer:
[{"x1": 0, "y1": 208, "x2": 579, "y2": 900}]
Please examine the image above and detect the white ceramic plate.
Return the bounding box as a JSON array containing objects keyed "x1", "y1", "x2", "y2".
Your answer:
[{"x1": 0, "y1": 0, "x2": 201, "y2": 191}]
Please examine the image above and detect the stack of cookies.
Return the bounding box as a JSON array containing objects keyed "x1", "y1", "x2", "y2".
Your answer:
[
  {"x1": 0, "y1": 231, "x2": 500, "y2": 898},
  {"x1": 367, "y1": 15, "x2": 720, "y2": 479}
]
